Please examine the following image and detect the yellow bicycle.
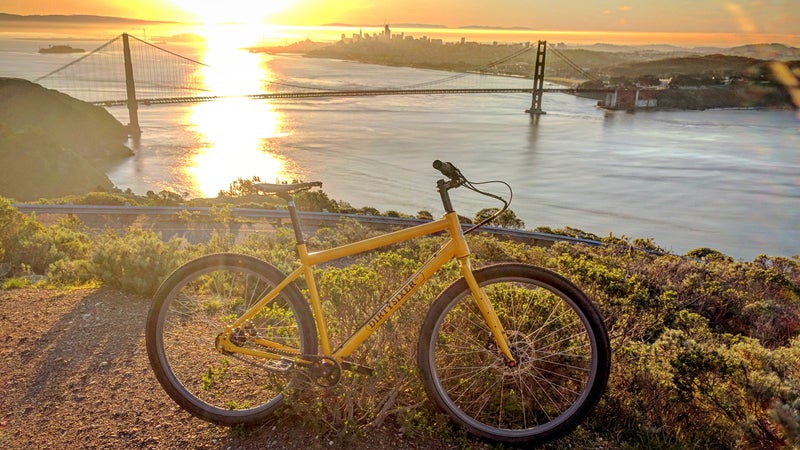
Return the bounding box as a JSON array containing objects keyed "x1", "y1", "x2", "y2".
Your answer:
[{"x1": 146, "y1": 160, "x2": 610, "y2": 445}]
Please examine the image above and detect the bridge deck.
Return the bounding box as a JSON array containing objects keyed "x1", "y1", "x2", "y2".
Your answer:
[{"x1": 93, "y1": 88, "x2": 613, "y2": 107}]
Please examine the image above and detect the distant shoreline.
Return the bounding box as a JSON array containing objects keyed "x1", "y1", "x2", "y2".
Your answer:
[
  {"x1": 322, "y1": 22, "x2": 534, "y2": 31},
  {"x1": 15, "y1": 36, "x2": 110, "y2": 42},
  {"x1": 0, "y1": 13, "x2": 173, "y2": 25}
]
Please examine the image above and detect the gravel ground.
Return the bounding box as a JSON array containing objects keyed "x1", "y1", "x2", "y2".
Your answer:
[{"x1": 0, "y1": 288, "x2": 469, "y2": 450}]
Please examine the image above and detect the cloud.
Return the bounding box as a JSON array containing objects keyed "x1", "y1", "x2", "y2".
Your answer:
[
  {"x1": 602, "y1": 9, "x2": 611, "y2": 15},
  {"x1": 619, "y1": 5, "x2": 632, "y2": 12},
  {"x1": 724, "y1": 3, "x2": 757, "y2": 33}
]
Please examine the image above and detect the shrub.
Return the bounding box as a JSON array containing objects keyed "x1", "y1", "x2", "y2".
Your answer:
[
  {"x1": 233, "y1": 227, "x2": 299, "y2": 275},
  {"x1": 474, "y1": 207, "x2": 524, "y2": 229},
  {"x1": 466, "y1": 232, "x2": 530, "y2": 263},
  {"x1": 416, "y1": 210, "x2": 433, "y2": 220},
  {"x1": 72, "y1": 191, "x2": 136, "y2": 206},
  {"x1": 549, "y1": 242, "x2": 800, "y2": 448},
  {"x1": 218, "y1": 176, "x2": 263, "y2": 198},
  {"x1": 48, "y1": 258, "x2": 96, "y2": 286},
  {"x1": 0, "y1": 199, "x2": 93, "y2": 276},
  {"x1": 0, "y1": 196, "x2": 45, "y2": 272},
  {"x1": 145, "y1": 190, "x2": 184, "y2": 206},
  {"x1": 91, "y1": 227, "x2": 194, "y2": 296},
  {"x1": 296, "y1": 190, "x2": 340, "y2": 212}
]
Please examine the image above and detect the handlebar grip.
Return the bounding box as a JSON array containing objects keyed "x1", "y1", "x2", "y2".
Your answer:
[{"x1": 433, "y1": 160, "x2": 461, "y2": 180}]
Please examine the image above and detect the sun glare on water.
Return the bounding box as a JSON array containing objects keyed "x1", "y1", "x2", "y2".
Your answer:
[{"x1": 185, "y1": 25, "x2": 295, "y2": 197}]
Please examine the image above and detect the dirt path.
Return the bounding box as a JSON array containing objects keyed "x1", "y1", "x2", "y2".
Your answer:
[{"x1": 0, "y1": 288, "x2": 458, "y2": 449}]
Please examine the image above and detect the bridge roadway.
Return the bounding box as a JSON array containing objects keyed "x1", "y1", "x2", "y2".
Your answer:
[
  {"x1": 93, "y1": 88, "x2": 612, "y2": 107},
  {"x1": 13, "y1": 203, "x2": 603, "y2": 248}
]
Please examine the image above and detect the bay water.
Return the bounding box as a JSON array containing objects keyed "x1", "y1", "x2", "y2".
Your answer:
[{"x1": 1, "y1": 31, "x2": 798, "y2": 260}]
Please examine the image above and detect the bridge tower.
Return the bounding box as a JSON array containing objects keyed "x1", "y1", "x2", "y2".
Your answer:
[
  {"x1": 122, "y1": 33, "x2": 141, "y2": 138},
  {"x1": 526, "y1": 40, "x2": 547, "y2": 115}
]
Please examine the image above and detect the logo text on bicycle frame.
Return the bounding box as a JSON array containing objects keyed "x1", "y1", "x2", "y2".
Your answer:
[{"x1": 367, "y1": 272, "x2": 426, "y2": 329}]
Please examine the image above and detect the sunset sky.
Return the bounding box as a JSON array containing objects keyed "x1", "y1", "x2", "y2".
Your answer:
[{"x1": 3, "y1": 0, "x2": 799, "y2": 45}]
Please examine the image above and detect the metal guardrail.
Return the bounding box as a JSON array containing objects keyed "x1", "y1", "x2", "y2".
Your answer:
[{"x1": 12, "y1": 204, "x2": 604, "y2": 248}]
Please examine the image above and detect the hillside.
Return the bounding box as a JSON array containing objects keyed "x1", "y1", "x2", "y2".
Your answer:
[
  {"x1": 727, "y1": 42, "x2": 800, "y2": 60},
  {"x1": 0, "y1": 78, "x2": 132, "y2": 201},
  {"x1": 605, "y1": 54, "x2": 766, "y2": 78}
]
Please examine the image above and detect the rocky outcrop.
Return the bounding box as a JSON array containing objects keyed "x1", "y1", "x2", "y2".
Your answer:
[{"x1": 0, "y1": 78, "x2": 132, "y2": 200}]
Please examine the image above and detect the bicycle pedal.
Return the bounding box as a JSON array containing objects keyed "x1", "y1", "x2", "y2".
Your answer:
[
  {"x1": 341, "y1": 360, "x2": 374, "y2": 376},
  {"x1": 267, "y1": 358, "x2": 294, "y2": 372}
]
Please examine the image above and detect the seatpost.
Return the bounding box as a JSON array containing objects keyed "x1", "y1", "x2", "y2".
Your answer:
[
  {"x1": 282, "y1": 194, "x2": 306, "y2": 245},
  {"x1": 437, "y1": 179, "x2": 455, "y2": 213}
]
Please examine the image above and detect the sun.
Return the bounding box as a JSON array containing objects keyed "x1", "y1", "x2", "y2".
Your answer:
[{"x1": 169, "y1": 0, "x2": 294, "y2": 24}]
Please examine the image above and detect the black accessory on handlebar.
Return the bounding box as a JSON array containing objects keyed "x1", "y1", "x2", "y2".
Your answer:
[{"x1": 433, "y1": 160, "x2": 463, "y2": 181}]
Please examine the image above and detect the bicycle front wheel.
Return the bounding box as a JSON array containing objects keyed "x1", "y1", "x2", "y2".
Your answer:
[
  {"x1": 146, "y1": 253, "x2": 317, "y2": 425},
  {"x1": 418, "y1": 263, "x2": 610, "y2": 445}
]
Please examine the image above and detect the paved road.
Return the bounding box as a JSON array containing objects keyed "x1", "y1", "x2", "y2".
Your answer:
[{"x1": 13, "y1": 204, "x2": 603, "y2": 247}]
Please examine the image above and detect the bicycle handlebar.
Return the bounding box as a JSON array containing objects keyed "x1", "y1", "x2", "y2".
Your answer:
[{"x1": 433, "y1": 159, "x2": 513, "y2": 233}]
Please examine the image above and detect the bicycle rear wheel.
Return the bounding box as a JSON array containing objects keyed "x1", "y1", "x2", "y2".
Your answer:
[
  {"x1": 418, "y1": 263, "x2": 610, "y2": 445},
  {"x1": 146, "y1": 253, "x2": 317, "y2": 425}
]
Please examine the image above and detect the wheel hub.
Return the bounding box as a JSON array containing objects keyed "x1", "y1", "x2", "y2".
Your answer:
[{"x1": 487, "y1": 330, "x2": 534, "y2": 371}]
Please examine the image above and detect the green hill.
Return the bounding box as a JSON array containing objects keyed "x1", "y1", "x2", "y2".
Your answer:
[
  {"x1": 0, "y1": 78, "x2": 132, "y2": 201},
  {"x1": 606, "y1": 54, "x2": 765, "y2": 78}
]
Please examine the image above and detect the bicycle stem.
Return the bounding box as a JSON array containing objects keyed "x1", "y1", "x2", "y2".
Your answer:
[{"x1": 437, "y1": 178, "x2": 460, "y2": 213}]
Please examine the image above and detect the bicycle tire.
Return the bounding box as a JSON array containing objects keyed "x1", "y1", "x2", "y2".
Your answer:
[
  {"x1": 146, "y1": 253, "x2": 318, "y2": 425},
  {"x1": 417, "y1": 263, "x2": 610, "y2": 445}
]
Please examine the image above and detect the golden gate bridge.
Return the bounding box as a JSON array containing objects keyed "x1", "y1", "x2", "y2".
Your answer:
[{"x1": 33, "y1": 33, "x2": 608, "y2": 136}]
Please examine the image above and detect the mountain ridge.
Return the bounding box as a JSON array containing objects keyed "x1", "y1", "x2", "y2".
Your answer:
[{"x1": 0, "y1": 13, "x2": 170, "y2": 24}]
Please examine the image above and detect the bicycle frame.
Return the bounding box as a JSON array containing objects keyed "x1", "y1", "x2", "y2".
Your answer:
[{"x1": 216, "y1": 197, "x2": 517, "y2": 368}]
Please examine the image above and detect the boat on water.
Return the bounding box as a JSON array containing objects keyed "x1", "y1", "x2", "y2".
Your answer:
[{"x1": 38, "y1": 45, "x2": 86, "y2": 54}]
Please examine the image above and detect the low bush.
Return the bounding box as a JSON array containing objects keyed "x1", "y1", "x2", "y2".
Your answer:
[{"x1": 90, "y1": 227, "x2": 196, "y2": 295}]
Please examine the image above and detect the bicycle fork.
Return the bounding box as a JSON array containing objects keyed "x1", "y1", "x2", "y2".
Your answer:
[{"x1": 458, "y1": 257, "x2": 519, "y2": 367}]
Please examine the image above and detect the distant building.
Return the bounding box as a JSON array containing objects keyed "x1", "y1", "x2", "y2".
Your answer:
[{"x1": 599, "y1": 88, "x2": 659, "y2": 110}]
